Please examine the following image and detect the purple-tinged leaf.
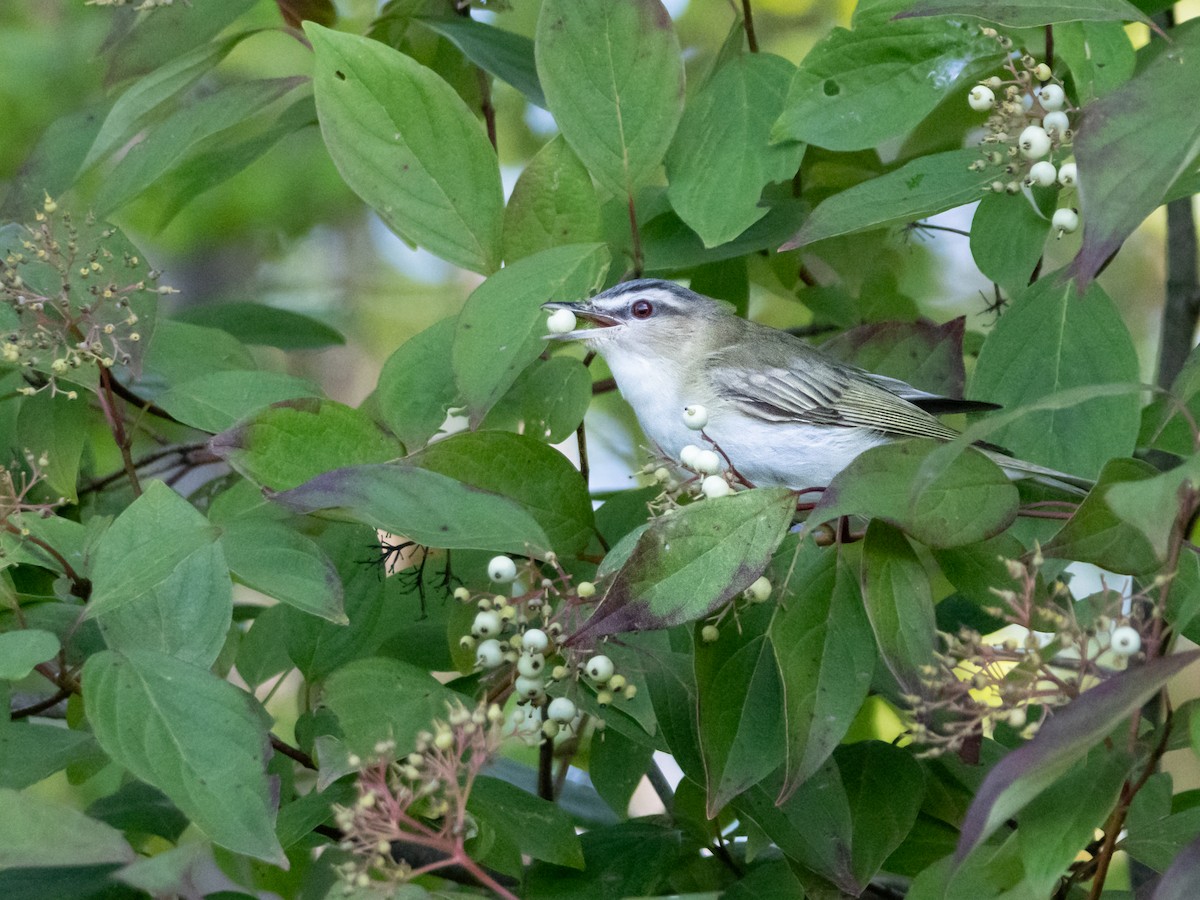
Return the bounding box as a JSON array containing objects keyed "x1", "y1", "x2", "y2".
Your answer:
[
  {"x1": 1068, "y1": 20, "x2": 1200, "y2": 288},
  {"x1": 820, "y1": 317, "x2": 970, "y2": 400},
  {"x1": 567, "y1": 488, "x2": 796, "y2": 644},
  {"x1": 956, "y1": 650, "x2": 1200, "y2": 861},
  {"x1": 1150, "y1": 833, "x2": 1200, "y2": 900}
]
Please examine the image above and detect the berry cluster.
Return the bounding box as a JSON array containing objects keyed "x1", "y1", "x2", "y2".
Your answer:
[
  {"x1": 909, "y1": 548, "x2": 1155, "y2": 756},
  {"x1": 699, "y1": 574, "x2": 774, "y2": 643},
  {"x1": 455, "y1": 553, "x2": 637, "y2": 742},
  {"x1": 644, "y1": 404, "x2": 743, "y2": 512},
  {"x1": 966, "y1": 33, "x2": 1081, "y2": 238},
  {"x1": 1, "y1": 198, "x2": 170, "y2": 399}
]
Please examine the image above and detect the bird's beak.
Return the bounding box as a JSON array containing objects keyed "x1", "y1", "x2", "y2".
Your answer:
[{"x1": 541, "y1": 301, "x2": 621, "y2": 341}]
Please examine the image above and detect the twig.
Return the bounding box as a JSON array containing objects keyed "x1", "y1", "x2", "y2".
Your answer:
[
  {"x1": 626, "y1": 195, "x2": 644, "y2": 278},
  {"x1": 97, "y1": 367, "x2": 142, "y2": 497},
  {"x1": 537, "y1": 731, "x2": 555, "y2": 800},
  {"x1": 10, "y1": 687, "x2": 71, "y2": 719},
  {"x1": 270, "y1": 734, "x2": 317, "y2": 770},
  {"x1": 740, "y1": 0, "x2": 758, "y2": 52},
  {"x1": 645, "y1": 760, "x2": 675, "y2": 815}
]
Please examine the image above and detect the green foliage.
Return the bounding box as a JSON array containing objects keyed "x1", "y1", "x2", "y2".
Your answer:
[{"x1": 2, "y1": 0, "x2": 1199, "y2": 897}]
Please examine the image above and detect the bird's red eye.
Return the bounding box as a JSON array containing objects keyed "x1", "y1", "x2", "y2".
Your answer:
[{"x1": 631, "y1": 299, "x2": 654, "y2": 319}]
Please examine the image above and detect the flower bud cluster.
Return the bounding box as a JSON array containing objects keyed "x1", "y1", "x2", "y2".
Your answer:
[
  {"x1": 966, "y1": 36, "x2": 1080, "y2": 238},
  {"x1": 1, "y1": 199, "x2": 169, "y2": 399}
]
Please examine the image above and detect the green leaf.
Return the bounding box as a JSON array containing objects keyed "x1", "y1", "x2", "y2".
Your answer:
[
  {"x1": 87, "y1": 481, "x2": 220, "y2": 618},
  {"x1": 159, "y1": 370, "x2": 321, "y2": 433},
  {"x1": 322, "y1": 657, "x2": 456, "y2": 756},
  {"x1": 0, "y1": 722, "x2": 97, "y2": 790},
  {"x1": 87, "y1": 781, "x2": 189, "y2": 843},
  {"x1": 306, "y1": 22, "x2": 503, "y2": 273},
  {"x1": 94, "y1": 77, "x2": 306, "y2": 215},
  {"x1": 525, "y1": 820, "x2": 681, "y2": 897},
  {"x1": 417, "y1": 15, "x2": 545, "y2": 108},
  {"x1": 503, "y1": 136, "x2": 602, "y2": 262},
  {"x1": 0, "y1": 788, "x2": 134, "y2": 867},
  {"x1": 94, "y1": 542, "x2": 232, "y2": 668},
  {"x1": 0, "y1": 629, "x2": 61, "y2": 681},
  {"x1": 16, "y1": 391, "x2": 88, "y2": 502},
  {"x1": 468, "y1": 777, "x2": 585, "y2": 869},
  {"x1": 810, "y1": 440, "x2": 1019, "y2": 548},
  {"x1": 1148, "y1": 834, "x2": 1200, "y2": 900},
  {"x1": 535, "y1": 0, "x2": 684, "y2": 197},
  {"x1": 1042, "y1": 458, "x2": 1162, "y2": 574},
  {"x1": 515, "y1": 356, "x2": 594, "y2": 444},
  {"x1": 135, "y1": 320, "x2": 255, "y2": 400},
  {"x1": 1069, "y1": 20, "x2": 1200, "y2": 287},
  {"x1": 969, "y1": 193, "x2": 1051, "y2": 295},
  {"x1": 695, "y1": 624, "x2": 785, "y2": 815},
  {"x1": 411, "y1": 430, "x2": 593, "y2": 554},
  {"x1": 1016, "y1": 745, "x2": 1130, "y2": 890},
  {"x1": 270, "y1": 463, "x2": 551, "y2": 556},
  {"x1": 894, "y1": 0, "x2": 1154, "y2": 27},
  {"x1": 970, "y1": 276, "x2": 1141, "y2": 479},
  {"x1": 956, "y1": 649, "x2": 1200, "y2": 859},
  {"x1": 452, "y1": 242, "x2": 609, "y2": 427},
  {"x1": 1105, "y1": 455, "x2": 1200, "y2": 563},
  {"x1": 102, "y1": 0, "x2": 258, "y2": 84},
  {"x1": 588, "y1": 727, "x2": 655, "y2": 817},
  {"x1": 772, "y1": 20, "x2": 1002, "y2": 151},
  {"x1": 862, "y1": 521, "x2": 937, "y2": 692},
  {"x1": 839, "y1": 741, "x2": 925, "y2": 885},
  {"x1": 571, "y1": 488, "x2": 797, "y2": 642},
  {"x1": 376, "y1": 316, "x2": 459, "y2": 451},
  {"x1": 770, "y1": 542, "x2": 875, "y2": 800},
  {"x1": 666, "y1": 51, "x2": 804, "y2": 247},
  {"x1": 82, "y1": 649, "x2": 284, "y2": 864},
  {"x1": 174, "y1": 302, "x2": 344, "y2": 350},
  {"x1": 221, "y1": 519, "x2": 346, "y2": 623},
  {"x1": 783, "y1": 149, "x2": 992, "y2": 248},
  {"x1": 81, "y1": 31, "x2": 260, "y2": 172},
  {"x1": 1055, "y1": 21, "x2": 1136, "y2": 104},
  {"x1": 211, "y1": 398, "x2": 402, "y2": 491},
  {"x1": 281, "y1": 525, "x2": 387, "y2": 681},
  {"x1": 733, "y1": 759, "x2": 860, "y2": 894}
]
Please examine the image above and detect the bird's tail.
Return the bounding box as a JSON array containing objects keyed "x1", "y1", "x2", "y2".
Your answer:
[{"x1": 980, "y1": 450, "x2": 1093, "y2": 496}]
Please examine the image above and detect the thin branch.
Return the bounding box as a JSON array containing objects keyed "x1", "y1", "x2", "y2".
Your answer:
[
  {"x1": 740, "y1": 0, "x2": 758, "y2": 52},
  {"x1": 270, "y1": 734, "x2": 317, "y2": 770},
  {"x1": 645, "y1": 760, "x2": 675, "y2": 815},
  {"x1": 537, "y1": 731, "x2": 555, "y2": 800},
  {"x1": 626, "y1": 195, "x2": 644, "y2": 278},
  {"x1": 11, "y1": 687, "x2": 71, "y2": 719},
  {"x1": 97, "y1": 367, "x2": 142, "y2": 497}
]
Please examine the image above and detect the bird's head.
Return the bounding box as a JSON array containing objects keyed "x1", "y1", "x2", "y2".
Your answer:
[{"x1": 543, "y1": 279, "x2": 733, "y2": 356}]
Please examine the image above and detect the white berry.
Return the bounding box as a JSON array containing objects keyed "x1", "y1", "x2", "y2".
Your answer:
[
  {"x1": 1042, "y1": 110, "x2": 1069, "y2": 137},
  {"x1": 1033, "y1": 63, "x2": 1052, "y2": 81},
  {"x1": 547, "y1": 697, "x2": 577, "y2": 723},
  {"x1": 576, "y1": 581, "x2": 596, "y2": 599},
  {"x1": 1037, "y1": 83, "x2": 1065, "y2": 111},
  {"x1": 1018, "y1": 125, "x2": 1051, "y2": 160},
  {"x1": 514, "y1": 675, "x2": 545, "y2": 700},
  {"x1": 546, "y1": 308, "x2": 577, "y2": 334},
  {"x1": 692, "y1": 449, "x2": 721, "y2": 476},
  {"x1": 487, "y1": 555, "x2": 518, "y2": 583},
  {"x1": 521, "y1": 628, "x2": 549, "y2": 653},
  {"x1": 476, "y1": 639, "x2": 504, "y2": 668},
  {"x1": 682, "y1": 404, "x2": 708, "y2": 430},
  {"x1": 1057, "y1": 162, "x2": 1077, "y2": 187},
  {"x1": 1052, "y1": 207, "x2": 1079, "y2": 235},
  {"x1": 701, "y1": 475, "x2": 731, "y2": 499},
  {"x1": 517, "y1": 652, "x2": 545, "y2": 677},
  {"x1": 968, "y1": 84, "x2": 995, "y2": 111},
  {"x1": 745, "y1": 576, "x2": 772, "y2": 602},
  {"x1": 701, "y1": 624, "x2": 720, "y2": 643},
  {"x1": 1027, "y1": 160, "x2": 1057, "y2": 187},
  {"x1": 585, "y1": 654, "x2": 614, "y2": 684},
  {"x1": 472, "y1": 610, "x2": 502, "y2": 638},
  {"x1": 1110, "y1": 625, "x2": 1141, "y2": 656},
  {"x1": 679, "y1": 444, "x2": 701, "y2": 468}
]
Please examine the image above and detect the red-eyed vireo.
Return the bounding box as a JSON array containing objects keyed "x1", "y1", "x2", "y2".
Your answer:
[{"x1": 543, "y1": 279, "x2": 1088, "y2": 492}]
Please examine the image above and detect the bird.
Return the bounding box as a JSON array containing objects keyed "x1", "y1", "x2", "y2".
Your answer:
[{"x1": 543, "y1": 278, "x2": 1089, "y2": 493}]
